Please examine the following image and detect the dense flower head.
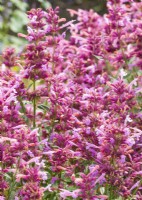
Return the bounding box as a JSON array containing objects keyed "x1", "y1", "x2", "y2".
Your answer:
[
  {"x1": 19, "y1": 182, "x2": 44, "y2": 200},
  {"x1": 0, "y1": 2, "x2": 142, "y2": 200},
  {"x1": 1, "y1": 48, "x2": 17, "y2": 68}
]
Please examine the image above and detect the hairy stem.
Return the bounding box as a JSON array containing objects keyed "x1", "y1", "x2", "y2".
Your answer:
[{"x1": 33, "y1": 79, "x2": 36, "y2": 128}]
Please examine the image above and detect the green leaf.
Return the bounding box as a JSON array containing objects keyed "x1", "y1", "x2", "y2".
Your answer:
[
  {"x1": 0, "y1": 5, "x2": 4, "y2": 11},
  {"x1": 10, "y1": 10, "x2": 28, "y2": 33},
  {"x1": 94, "y1": 55, "x2": 103, "y2": 60},
  {"x1": 37, "y1": 0, "x2": 51, "y2": 9},
  {"x1": 10, "y1": 0, "x2": 28, "y2": 11},
  {"x1": 4, "y1": 173, "x2": 12, "y2": 181},
  {"x1": 100, "y1": 187, "x2": 105, "y2": 194},
  {"x1": 115, "y1": 197, "x2": 123, "y2": 200},
  {"x1": 38, "y1": 104, "x2": 50, "y2": 111}
]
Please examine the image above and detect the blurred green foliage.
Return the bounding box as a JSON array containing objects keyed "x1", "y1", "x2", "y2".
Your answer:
[
  {"x1": 0, "y1": 0, "x2": 51, "y2": 51},
  {"x1": 0, "y1": 0, "x2": 27, "y2": 51},
  {"x1": 0, "y1": 0, "x2": 106, "y2": 52}
]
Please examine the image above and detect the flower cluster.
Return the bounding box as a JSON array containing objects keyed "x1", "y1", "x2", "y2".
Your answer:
[{"x1": 0, "y1": 1, "x2": 142, "y2": 199}]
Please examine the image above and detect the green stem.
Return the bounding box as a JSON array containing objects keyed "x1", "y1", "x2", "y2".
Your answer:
[
  {"x1": 58, "y1": 172, "x2": 62, "y2": 190},
  {"x1": 51, "y1": 30, "x2": 56, "y2": 72},
  {"x1": 33, "y1": 79, "x2": 36, "y2": 128},
  {"x1": 109, "y1": 185, "x2": 113, "y2": 200},
  {"x1": 7, "y1": 155, "x2": 21, "y2": 200},
  {"x1": 18, "y1": 97, "x2": 26, "y2": 114}
]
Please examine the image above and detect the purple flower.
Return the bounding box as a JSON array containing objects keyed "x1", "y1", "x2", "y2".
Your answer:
[
  {"x1": 0, "y1": 2, "x2": 142, "y2": 199},
  {"x1": 2, "y1": 48, "x2": 17, "y2": 68},
  {"x1": 0, "y1": 144, "x2": 3, "y2": 161}
]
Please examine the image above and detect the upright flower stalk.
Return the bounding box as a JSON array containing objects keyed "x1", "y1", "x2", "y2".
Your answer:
[{"x1": 33, "y1": 79, "x2": 36, "y2": 128}]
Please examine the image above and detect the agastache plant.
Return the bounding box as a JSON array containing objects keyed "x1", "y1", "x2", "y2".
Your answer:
[{"x1": 0, "y1": 0, "x2": 142, "y2": 199}]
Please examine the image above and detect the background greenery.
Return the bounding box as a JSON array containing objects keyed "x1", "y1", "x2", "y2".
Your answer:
[{"x1": 0, "y1": 0, "x2": 106, "y2": 52}]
